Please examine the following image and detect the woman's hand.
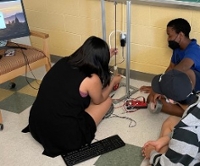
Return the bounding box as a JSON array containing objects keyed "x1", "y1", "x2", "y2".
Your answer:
[
  {"x1": 110, "y1": 48, "x2": 118, "y2": 57},
  {"x1": 111, "y1": 74, "x2": 122, "y2": 87}
]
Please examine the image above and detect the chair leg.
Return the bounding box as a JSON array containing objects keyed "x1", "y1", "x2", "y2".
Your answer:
[
  {"x1": 0, "y1": 110, "x2": 3, "y2": 131},
  {"x1": 45, "y1": 59, "x2": 51, "y2": 72}
]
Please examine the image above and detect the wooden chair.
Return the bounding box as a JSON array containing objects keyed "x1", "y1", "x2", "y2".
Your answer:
[{"x1": 0, "y1": 30, "x2": 51, "y2": 130}]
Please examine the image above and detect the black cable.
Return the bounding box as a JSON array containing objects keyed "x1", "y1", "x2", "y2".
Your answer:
[
  {"x1": 4, "y1": 45, "x2": 27, "y2": 50},
  {"x1": 21, "y1": 49, "x2": 40, "y2": 90},
  {"x1": 14, "y1": 43, "x2": 41, "y2": 90}
]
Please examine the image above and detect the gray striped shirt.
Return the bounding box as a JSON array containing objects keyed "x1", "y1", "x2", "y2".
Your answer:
[{"x1": 150, "y1": 99, "x2": 200, "y2": 166}]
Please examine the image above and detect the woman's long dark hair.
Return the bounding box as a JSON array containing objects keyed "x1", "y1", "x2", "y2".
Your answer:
[{"x1": 67, "y1": 36, "x2": 111, "y2": 88}]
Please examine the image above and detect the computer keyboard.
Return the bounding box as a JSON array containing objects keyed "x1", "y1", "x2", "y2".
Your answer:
[{"x1": 61, "y1": 134, "x2": 125, "y2": 166}]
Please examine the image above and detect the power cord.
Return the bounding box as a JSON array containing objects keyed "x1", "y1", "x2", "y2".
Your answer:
[
  {"x1": 108, "y1": 30, "x2": 126, "y2": 66},
  {"x1": 109, "y1": 113, "x2": 137, "y2": 127},
  {"x1": 21, "y1": 49, "x2": 40, "y2": 90},
  {"x1": 108, "y1": 30, "x2": 123, "y2": 49},
  {"x1": 14, "y1": 43, "x2": 42, "y2": 90}
]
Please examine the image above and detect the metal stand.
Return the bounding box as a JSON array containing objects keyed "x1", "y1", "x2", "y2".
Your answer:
[{"x1": 101, "y1": 0, "x2": 138, "y2": 103}]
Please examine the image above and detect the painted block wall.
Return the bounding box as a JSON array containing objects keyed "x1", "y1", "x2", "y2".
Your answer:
[{"x1": 22, "y1": 0, "x2": 200, "y2": 75}]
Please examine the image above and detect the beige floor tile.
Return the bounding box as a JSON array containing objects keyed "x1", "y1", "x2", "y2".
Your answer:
[
  {"x1": 0, "y1": 89, "x2": 14, "y2": 101},
  {"x1": 18, "y1": 80, "x2": 41, "y2": 96}
]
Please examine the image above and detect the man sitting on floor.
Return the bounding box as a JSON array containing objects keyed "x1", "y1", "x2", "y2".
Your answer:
[{"x1": 140, "y1": 18, "x2": 200, "y2": 117}]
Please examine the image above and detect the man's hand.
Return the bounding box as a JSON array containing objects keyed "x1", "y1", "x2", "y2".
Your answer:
[
  {"x1": 143, "y1": 135, "x2": 170, "y2": 152},
  {"x1": 140, "y1": 86, "x2": 152, "y2": 93},
  {"x1": 142, "y1": 144, "x2": 155, "y2": 159},
  {"x1": 152, "y1": 93, "x2": 162, "y2": 103}
]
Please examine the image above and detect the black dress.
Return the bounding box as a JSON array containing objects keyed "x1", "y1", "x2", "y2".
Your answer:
[{"x1": 22, "y1": 57, "x2": 96, "y2": 157}]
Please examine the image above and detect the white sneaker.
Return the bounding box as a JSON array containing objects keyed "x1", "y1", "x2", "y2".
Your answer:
[{"x1": 140, "y1": 158, "x2": 151, "y2": 166}]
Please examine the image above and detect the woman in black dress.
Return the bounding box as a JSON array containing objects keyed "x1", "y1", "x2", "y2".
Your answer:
[{"x1": 22, "y1": 36, "x2": 122, "y2": 157}]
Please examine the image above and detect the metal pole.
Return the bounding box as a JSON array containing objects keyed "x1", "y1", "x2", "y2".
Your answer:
[
  {"x1": 100, "y1": 0, "x2": 138, "y2": 103},
  {"x1": 126, "y1": 1, "x2": 131, "y2": 97},
  {"x1": 101, "y1": 0, "x2": 106, "y2": 41}
]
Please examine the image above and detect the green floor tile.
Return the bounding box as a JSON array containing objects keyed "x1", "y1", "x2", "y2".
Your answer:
[
  {"x1": 0, "y1": 76, "x2": 35, "y2": 91},
  {"x1": 94, "y1": 144, "x2": 143, "y2": 166},
  {"x1": 18, "y1": 80, "x2": 41, "y2": 97},
  {"x1": 0, "y1": 92, "x2": 36, "y2": 113}
]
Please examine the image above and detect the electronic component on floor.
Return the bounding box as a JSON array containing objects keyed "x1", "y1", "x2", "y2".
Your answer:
[
  {"x1": 61, "y1": 134, "x2": 125, "y2": 166},
  {"x1": 125, "y1": 98, "x2": 147, "y2": 109}
]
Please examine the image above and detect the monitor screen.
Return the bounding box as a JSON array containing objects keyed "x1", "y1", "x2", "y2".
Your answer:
[{"x1": 0, "y1": 0, "x2": 30, "y2": 41}]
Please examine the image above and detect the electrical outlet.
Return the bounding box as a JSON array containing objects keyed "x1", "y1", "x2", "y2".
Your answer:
[{"x1": 120, "y1": 32, "x2": 126, "y2": 40}]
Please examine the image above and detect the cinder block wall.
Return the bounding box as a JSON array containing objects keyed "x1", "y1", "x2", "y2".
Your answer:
[{"x1": 23, "y1": 0, "x2": 200, "y2": 75}]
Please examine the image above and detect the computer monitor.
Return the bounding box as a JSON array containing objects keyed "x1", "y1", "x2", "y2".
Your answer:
[{"x1": 0, "y1": 0, "x2": 30, "y2": 47}]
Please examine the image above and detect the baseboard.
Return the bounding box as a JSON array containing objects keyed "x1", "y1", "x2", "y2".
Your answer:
[
  {"x1": 50, "y1": 54, "x2": 155, "y2": 83},
  {"x1": 50, "y1": 54, "x2": 61, "y2": 63}
]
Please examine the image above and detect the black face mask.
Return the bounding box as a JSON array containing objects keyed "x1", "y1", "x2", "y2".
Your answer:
[
  {"x1": 168, "y1": 34, "x2": 180, "y2": 50},
  {"x1": 168, "y1": 40, "x2": 180, "y2": 50}
]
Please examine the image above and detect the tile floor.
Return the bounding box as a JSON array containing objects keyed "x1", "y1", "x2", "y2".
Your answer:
[{"x1": 0, "y1": 65, "x2": 169, "y2": 166}]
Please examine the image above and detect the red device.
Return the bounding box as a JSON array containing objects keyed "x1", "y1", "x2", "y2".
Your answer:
[
  {"x1": 113, "y1": 83, "x2": 119, "y2": 91},
  {"x1": 125, "y1": 97, "x2": 147, "y2": 109}
]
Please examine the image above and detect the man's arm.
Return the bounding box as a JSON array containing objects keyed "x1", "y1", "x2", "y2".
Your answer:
[
  {"x1": 166, "y1": 58, "x2": 194, "y2": 73},
  {"x1": 173, "y1": 58, "x2": 194, "y2": 72},
  {"x1": 149, "y1": 127, "x2": 199, "y2": 165},
  {"x1": 165, "y1": 62, "x2": 175, "y2": 73}
]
